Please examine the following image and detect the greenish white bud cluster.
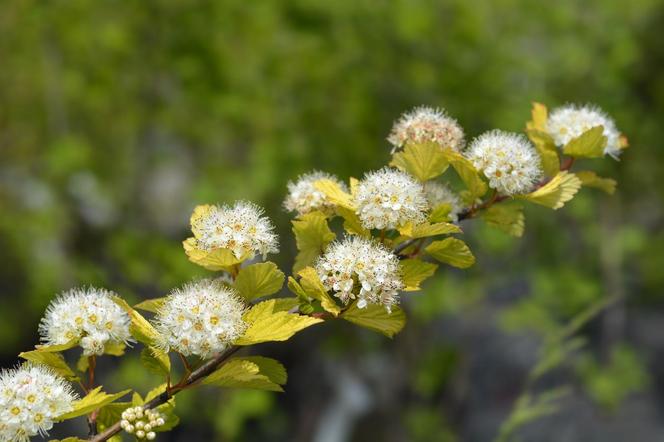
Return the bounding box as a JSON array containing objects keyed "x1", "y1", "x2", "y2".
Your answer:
[
  {"x1": 546, "y1": 103, "x2": 622, "y2": 159},
  {"x1": 192, "y1": 201, "x2": 279, "y2": 259},
  {"x1": 283, "y1": 171, "x2": 348, "y2": 216},
  {"x1": 423, "y1": 181, "x2": 463, "y2": 222},
  {"x1": 0, "y1": 365, "x2": 77, "y2": 442},
  {"x1": 316, "y1": 236, "x2": 404, "y2": 312},
  {"x1": 39, "y1": 287, "x2": 132, "y2": 356},
  {"x1": 387, "y1": 106, "x2": 465, "y2": 152},
  {"x1": 354, "y1": 167, "x2": 428, "y2": 230},
  {"x1": 154, "y1": 279, "x2": 247, "y2": 359},
  {"x1": 465, "y1": 130, "x2": 543, "y2": 196},
  {"x1": 120, "y1": 406, "x2": 164, "y2": 440}
]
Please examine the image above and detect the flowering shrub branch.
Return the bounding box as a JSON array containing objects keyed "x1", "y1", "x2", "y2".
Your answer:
[{"x1": 0, "y1": 102, "x2": 627, "y2": 442}]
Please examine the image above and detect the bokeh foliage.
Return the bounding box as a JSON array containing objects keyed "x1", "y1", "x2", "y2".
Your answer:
[{"x1": 1, "y1": 0, "x2": 663, "y2": 440}]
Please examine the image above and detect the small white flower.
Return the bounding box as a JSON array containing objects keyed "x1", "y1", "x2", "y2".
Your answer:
[
  {"x1": 154, "y1": 279, "x2": 247, "y2": 359},
  {"x1": 283, "y1": 171, "x2": 348, "y2": 216},
  {"x1": 315, "y1": 236, "x2": 404, "y2": 312},
  {"x1": 388, "y1": 106, "x2": 465, "y2": 152},
  {"x1": 39, "y1": 287, "x2": 132, "y2": 356},
  {"x1": 546, "y1": 103, "x2": 623, "y2": 159},
  {"x1": 0, "y1": 364, "x2": 77, "y2": 442},
  {"x1": 423, "y1": 182, "x2": 463, "y2": 222},
  {"x1": 465, "y1": 130, "x2": 543, "y2": 195},
  {"x1": 354, "y1": 168, "x2": 428, "y2": 230},
  {"x1": 121, "y1": 406, "x2": 164, "y2": 440},
  {"x1": 192, "y1": 201, "x2": 279, "y2": 259}
]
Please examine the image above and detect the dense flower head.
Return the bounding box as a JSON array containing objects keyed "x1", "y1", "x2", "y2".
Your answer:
[
  {"x1": 546, "y1": 104, "x2": 622, "y2": 159},
  {"x1": 39, "y1": 287, "x2": 132, "y2": 356},
  {"x1": 283, "y1": 171, "x2": 348, "y2": 216},
  {"x1": 423, "y1": 182, "x2": 463, "y2": 222},
  {"x1": 0, "y1": 364, "x2": 77, "y2": 441},
  {"x1": 387, "y1": 106, "x2": 465, "y2": 152},
  {"x1": 191, "y1": 201, "x2": 279, "y2": 259},
  {"x1": 465, "y1": 130, "x2": 543, "y2": 195},
  {"x1": 154, "y1": 279, "x2": 247, "y2": 359},
  {"x1": 315, "y1": 236, "x2": 404, "y2": 312},
  {"x1": 120, "y1": 406, "x2": 165, "y2": 440},
  {"x1": 354, "y1": 168, "x2": 428, "y2": 230}
]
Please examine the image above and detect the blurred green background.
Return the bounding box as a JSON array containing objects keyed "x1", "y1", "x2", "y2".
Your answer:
[{"x1": 1, "y1": 0, "x2": 663, "y2": 441}]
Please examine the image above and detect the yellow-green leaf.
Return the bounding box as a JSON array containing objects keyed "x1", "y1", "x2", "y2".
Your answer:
[
  {"x1": 292, "y1": 211, "x2": 336, "y2": 272},
  {"x1": 235, "y1": 300, "x2": 323, "y2": 345},
  {"x1": 398, "y1": 221, "x2": 461, "y2": 238},
  {"x1": 134, "y1": 297, "x2": 167, "y2": 314},
  {"x1": 234, "y1": 262, "x2": 285, "y2": 302},
  {"x1": 526, "y1": 102, "x2": 548, "y2": 132},
  {"x1": 189, "y1": 204, "x2": 213, "y2": 238},
  {"x1": 112, "y1": 297, "x2": 160, "y2": 346},
  {"x1": 313, "y1": 179, "x2": 354, "y2": 210},
  {"x1": 440, "y1": 149, "x2": 488, "y2": 198},
  {"x1": 57, "y1": 387, "x2": 132, "y2": 420},
  {"x1": 400, "y1": 259, "x2": 438, "y2": 291},
  {"x1": 336, "y1": 206, "x2": 370, "y2": 237},
  {"x1": 202, "y1": 357, "x2": 286, "y2": 392},
  {"x1": 521, "y1": 171, "x2": 582, "y2": 210},
  {"x1": 19, "y1": 350, "x2": 77, "y2": 381},
  {"x1": 563, "y1": 126, "x2": 607, "y2": 158},
  {"x1": 481, "y1": 203, "x2": 525, "y2": 237},
  {"x1": 342, "y1": 303, "x2": 406, "y2": 338},
  {"x1": 425, "y1": 238, "x2": 476, "y2": 268},
  {"x1": 526, "y1": 129, "x2": 560, "y2": 177},
  {"x1": 390, "y1": 142, "x2": 450, "y2": 181},
  {"x1": 35, "y1": 340, "x2": 78, "y2": 353},
  {"x1": 429, "y1": 203, "x2": 453, "y2": 223},
  {"x1": 298, "y1": 266, "x2": 341, "y2": 316},
  {"x1": 575, "y1": 170, "x2": 617, "y2": 194},
  {"x1": 140, "y1": 347, "x2": 171, "y2": 377},
  {"x1": 104, "y1": 342, "x2": 126, "y2": 356},
  {"x1": 182, "y1": 237, "x2": 248, "y2": 271}
]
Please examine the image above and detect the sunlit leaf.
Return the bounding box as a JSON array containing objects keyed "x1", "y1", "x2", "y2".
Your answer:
[
  {"x1": 19, "y1": 350, "x2": 77, "y2": 381},
  {"x1": 182, "y1": 238, "x2": 248, "y2": 271},
  {"x1": 425, "y1": 238, "x2": 475, "y2": 268},
  {"x1": 112, "y1": 297, "x2": 160, "y2": 347},
  {"x1": 390, "y1": 142, "x2": 450, "y2": 181},
  {"x1": 336, "y1": 206, "x2": 370, "y2": 237},
  {"x1": 235, "y1": 300, "x2": 323, "y2": 345},
  {"x1": 563, "y1": 126, "x2": 607, "y2": 158},
  {"x1": 575, "y1": 170, "x2": 617, "y2": 194},
  {"x1": 526, "y1": 102, "x2": 548, "y2": 132},
  {"x1": 134, "y1": 297, "x2": 167, "y2": 314},
  {"x1": 526, "y1": 129, "x2": 560, "y2": 177},
  {"x1": 440, "y1": 149, "x2": 488, "y2": 198},
  {"x1": 521, "y1": 171, "x2": 582, "y2": 210},
  {"x1": 297, "y1": 266, "x2": 341, "y2": 316},
  {"x1": 313, "y1": 179, "x2": 354, "y2": 210},
  {"x1": 57, "y1": 387, "x2": 132, "y2": 420},
  {"x1": 398, "y1": 221, "x2": 461, "y2": 238},
  {"x1": 234, "y1": 262, "x2": 285, "y2": 302},
  {"x1": 140, "y1": 347, "x2": 171, "y2": 377},
  {"x1": 400, "y1": 259, "x2": 438, "y2": 291},
  {"x1": 342, "y1": 303, "x2": 406, "y2": 338},
  {"x1": 291, "y1": 211, "x2": 336, "y2": 272},
  {"x1": 203, "y1": 357, "x2": 286, "y2": 392}
]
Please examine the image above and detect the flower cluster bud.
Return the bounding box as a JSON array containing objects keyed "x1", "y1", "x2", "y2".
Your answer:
[{"x1": 120, "y1": 406, "x2": 165, "y2": 440}]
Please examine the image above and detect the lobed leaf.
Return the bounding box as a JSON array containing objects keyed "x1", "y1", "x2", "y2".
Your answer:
[
  {"x1": 235, "y1": 300, "x2": 323, "y2": 345},
  {"x1": 400, "y1": 259, "x2": 438, "y2": 291},
  {"x1": 575, "y1": 170, "x2": 617, "y2": 194},
  {"x1": 19, "y1": 350, "x2": 77, "y2": 381},
  {"x1": 398, "y1": 221, "x2": 461, "y2": 239},
  {"x1": 481, "y1": 202, "x2": 525, "y2": 237},
  {"x1": 342, "y1": 303, "x2": 406, "y2": 338},
  {"x1": 390, "y1": 142, "x2": 450, "y2": 181},
  {"x1": 527, "y1": 129, "x2": 561, "y2": 177},
  {"x1": 203, "y1": 357, "x2": 286, "y2": 392},
  {"x1": 234, "y1": 262, "x2": 285, "y2": 302},
  {"x1": 134, "y1": 297, "x2": 167, "y2": 314},
  {"x1": 521, "y1": 171, "x2": 582, "y2": 210},
  {"x1": 313, "y1": 179, "x2": 354, "y2": 210},
  {"x1": 297, "y1": 266, "x2": 341, "y2": 316},
  {"x1": 140, "y1": 346, "x2": 171, "y2": 377},
  {"x1": 112, "y1": 297, "x2": 160, "y2": 347},
  {"x1": 563, "y1": 126, "x2": 607, "y2": 158},
  {"x1": 57, "y1": 387, "x2": 132, "y2": 420},
  {"x1": 425, "y1": 238, "x2": 476, "y2": 268},
  {"x1": 291, "y1": 211, "x2": 336, "y2": 272},
  {"x1": 182, "y1": 237, "x2": 249, "y2": 271},
  {"x1": 440, "y1": 149, "x2": 488, "y2": 199}
]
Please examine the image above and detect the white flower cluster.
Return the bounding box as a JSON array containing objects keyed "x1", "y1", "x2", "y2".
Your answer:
[
  {"x1": 283, "y1": 171, "x2": 348, "y2": 216},
  {"x1": 387, "y1": 106, "x2": 465, "y2": 152},
  {"x1": 546, "y1": 104, "x2": 622, "y2": 159},
  {"x1": 316, "y1": 236, "x2": 404, "y2": 312},
  {"x1": 354, "y1": 168, "x2": 428, "y2": 230},
  {"x1": 120, "y1": 406, "x2": 164, "y2": 440},
  {"x1": 192, "y1": 201, "x2": 279, "y2": 259},
  {"x1": 0, "y1": 365, "x2": 77, "y2": 441},
  {"x1": 423, "y1": 181, "x2": 463, "y2": 222},
  {"x1": 39, "y1": 287, "x2": 132, "y2": 356},
  {"x1": 154, "y1": 279, "x2": 247, "y2": 359},
  {"x1": 465, "y1": 130, "x2": 543, "y2": 195}
]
